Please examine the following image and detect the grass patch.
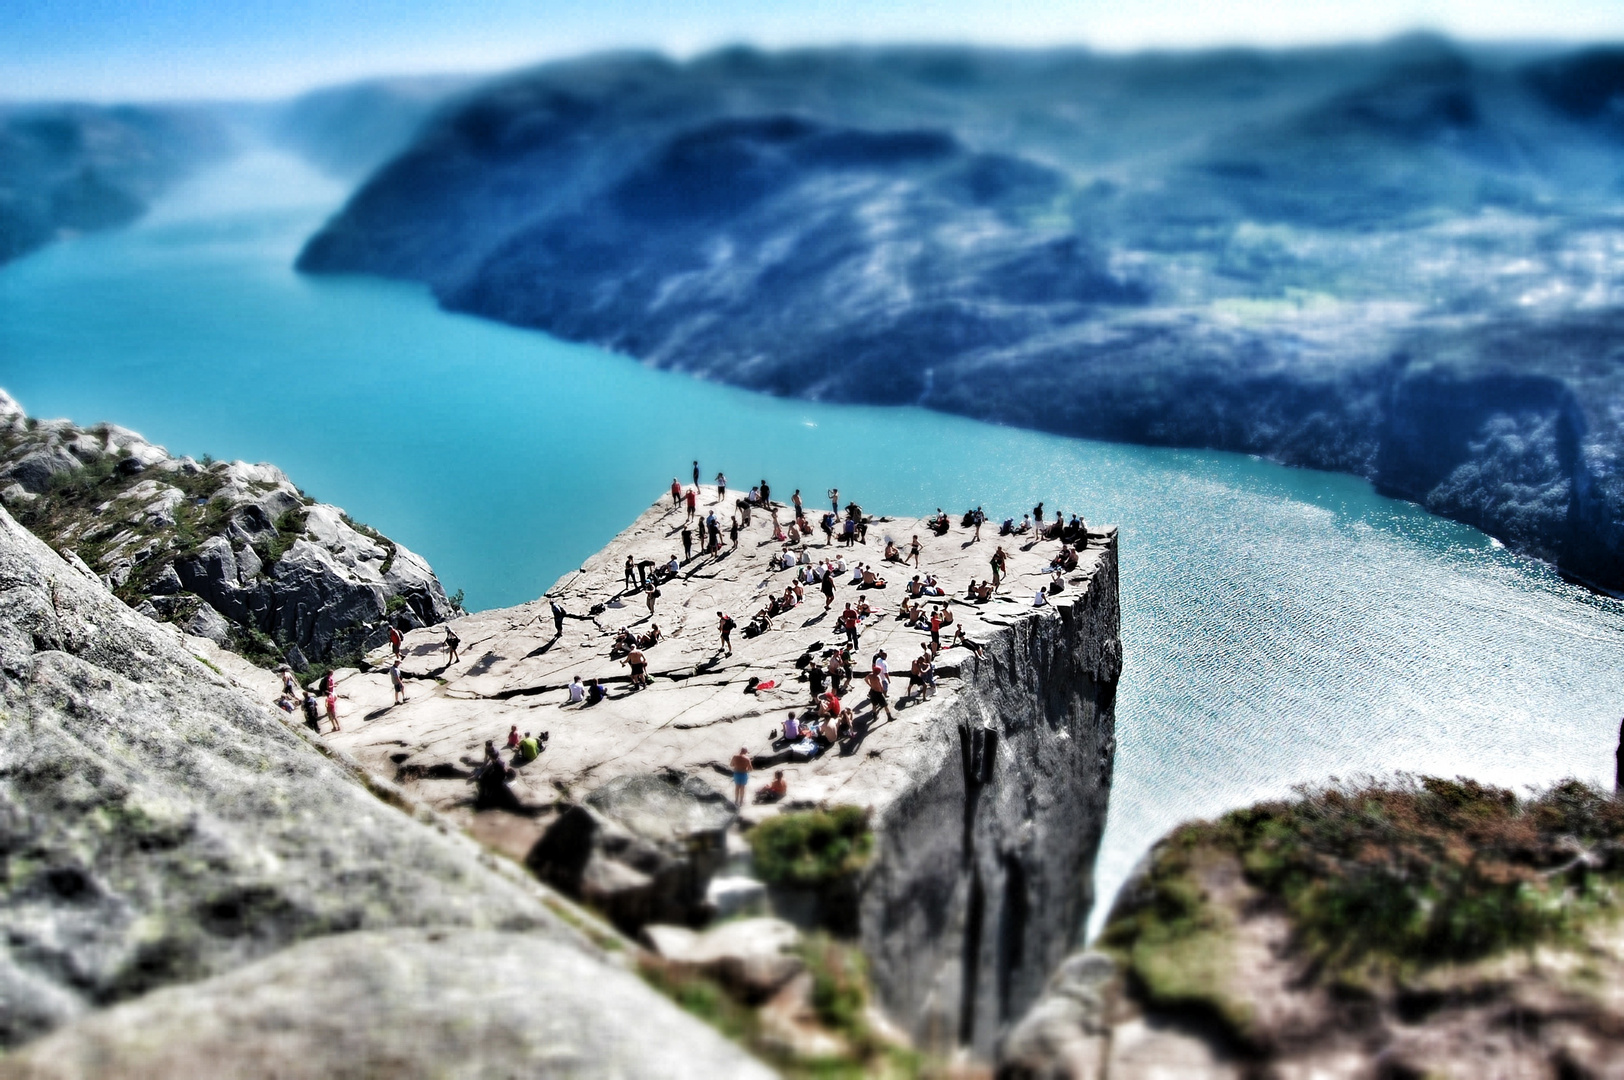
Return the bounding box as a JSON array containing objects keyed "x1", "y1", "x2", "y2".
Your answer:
[
  {"x1": 749, "y1": 806, "x2": 873, "y2": 889},
  {"x1": 1104, "y1": 776, "x2": 1624, "y2": 987}
]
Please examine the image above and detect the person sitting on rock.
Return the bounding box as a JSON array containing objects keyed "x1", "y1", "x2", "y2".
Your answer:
[
  {"x1": 952, "y1": 625, "x2": 988, "y2": 659},
  {"x1": 782, "y1": 712, "x2": 802, "y2": 743},
  {"x1": 586, "y1": 679, "x2": 609, "y2": 705},
  {"x1": 567, "y1": 675, "x2": 585, "y2": 705},
  {"x1": 517, "y1": 732, "x2": 541, "y2": 763},
  {"x1": 883, "y1": 539, "x2": 901, "y2": 562},
  {"x1": 506, "y1": 725, "x2": 520, "y2": 750},
  {"x1": 818, "y1": 688, "x2": 842, "y2": 721},
  {"x1": 860, "y1": 566, "x2": 886, "y2": 589},
  {"x1": 754, "y1": 771, "x2": 788, "y2": 804}
]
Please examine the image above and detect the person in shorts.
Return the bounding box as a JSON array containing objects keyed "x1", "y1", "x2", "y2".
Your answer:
[
  {"x1": 729, "y1": 746, "x2": 753, "y2": 808},
  {"x1": 864, "y1": 668, "x2": 893, "y2": 723}
]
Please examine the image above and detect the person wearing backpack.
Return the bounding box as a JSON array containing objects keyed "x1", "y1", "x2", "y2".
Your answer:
[{"x1": 717, "y1": 611, "x2": 735, "y2": 656}]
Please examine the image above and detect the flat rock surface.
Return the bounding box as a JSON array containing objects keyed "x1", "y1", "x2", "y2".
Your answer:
[{"x1": 325, "y1": 490, "x2": 1114, "y2": 822}]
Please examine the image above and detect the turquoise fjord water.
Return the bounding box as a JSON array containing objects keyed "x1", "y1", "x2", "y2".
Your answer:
[{"x1": 3, "y1": 150, "x2": 1622, "y2": 936}]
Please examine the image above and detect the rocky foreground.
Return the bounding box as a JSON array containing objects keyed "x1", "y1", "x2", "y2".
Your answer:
[
  {"x1": 0, "y1": 502, "x2": 771, "y2": 1076},
  {"x1": 0, "y1": 391, "x2": 452, "y2": 672},
  {"x1": 1000, "y1": 777, "x2": 1624, "y2": 1079}
]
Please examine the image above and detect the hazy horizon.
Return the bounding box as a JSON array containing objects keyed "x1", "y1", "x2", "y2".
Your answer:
[{"x1": 4, "y1": 0, "x2": 1624, "y2": 103}]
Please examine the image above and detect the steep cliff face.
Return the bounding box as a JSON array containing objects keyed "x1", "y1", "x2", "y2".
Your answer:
[
  {"x1": 0, "y1": 391, "x2": 451, "y2": 671},
  {"x1": 0, "y1": 503, "x2": 772, "y2": 1077},
  {"x1": 862, "y1": 541, "x2": 1121, "y2": 1058}
]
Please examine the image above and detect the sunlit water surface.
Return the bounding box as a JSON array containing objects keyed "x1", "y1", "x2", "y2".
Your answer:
[{"x1": 3, "y1": 150, "x2": 1620, "y2": 936}]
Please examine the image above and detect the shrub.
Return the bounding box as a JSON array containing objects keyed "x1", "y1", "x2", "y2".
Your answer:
[{"x1": 749, "y1": 806, "x2": 873, "y2": 888}]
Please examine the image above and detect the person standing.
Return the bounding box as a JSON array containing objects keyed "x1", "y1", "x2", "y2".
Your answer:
[
  {"x1": 390, "y1": 658, "x2": 406, "y2": 705},
  {"x1": 624, "y1": 556, "x2": 637, "y2": 592},
  {"x1": 864, "y1": 667, "x2": 893, "y2": 723},
  {"x1": 828, "y1": 488, "x2": 839, "y2": 513},
  {"x1": 551, "y1": 599, "x2": 566, "y2": 638},
  {"x1": 686, "y1": 486, "x2": 698, "y2": 522},
  {"x1": 645, "y1": 582, "x2": 658, "y2": 617},
  {"x1": 444, "y1": 625, "x2": 461, "y2": 664},
  {"x1": 682, "y1": 525, "x2": 693, "y2": 561},
  {"x1": 716, "y1": 472, "x2": 727, "y2": 503},
  {"x1": 717, "y1": 611, "x2": 735, "y2": 655},
  {"x1": 729, "y1": 516, "x2": 740, "y2": 551},
  {"x1": 972, "y1": 507, "x2": 984, "y2": 542},
  {"x1": 325, "y1": 685, "x2": 340, "y2": 732},
  {"x1": 729, "y1": 747, "x2": 753, "y2": 808},
  {"x1": 1033, "y1": 502, "x2": 1044, "y2": 524},
  {"x1": 841, "y1": 603, "x2": 860, "y2": 649},
  {"x1": 907, "y1": 535, "x2": 921, "y2": 567},
  {"x1": 821, "y1": 567, "x2": 836, "y2": 611},
  {"x1": 991, "y1": 546, "x2": 1007, "y2": 592},
  {"x1": 792, "y1": 489, "x2": 803, "y2": 517},
  {"x1": 693, "y1": 460, "x2": 700, "y2": 488},
  {"x1": 671, "y1": 477, "x2": 683, "y2": 507},
  {"x1": 388, "y1": 624, "x2": 404, "y2": 659}
]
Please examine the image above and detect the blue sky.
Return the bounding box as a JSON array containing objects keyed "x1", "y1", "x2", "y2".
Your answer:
[{"x1": 4, "y1": 0, "x2": 1623, "y2": 101}]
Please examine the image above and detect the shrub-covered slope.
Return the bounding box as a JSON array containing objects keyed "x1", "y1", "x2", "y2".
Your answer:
[
  {"x1": 0, "y1": 391, "x2": 450, "y2": 674},
  {"x1": 1002, "y1": 776, "x2": 1624, "y2": 1077}
]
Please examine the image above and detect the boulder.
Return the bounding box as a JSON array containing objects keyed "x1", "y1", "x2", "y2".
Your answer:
[
  {"x1": 528, "y1": 771, "x2": 735, "y2": 933},
  {"x1": 0, "y1": 929, "x2": 776, "y2": 1080},
  {"x1": 1, "y1": 447, "x2": 78, "y2": 493},
  {"x1": 644, "y1": 917, "x2": 804, "y2": 1002}
]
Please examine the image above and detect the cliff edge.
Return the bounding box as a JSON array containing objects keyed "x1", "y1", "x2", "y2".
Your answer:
[{"x1": 322, "y1": 489, "x2": 1120, "y2": 1058}]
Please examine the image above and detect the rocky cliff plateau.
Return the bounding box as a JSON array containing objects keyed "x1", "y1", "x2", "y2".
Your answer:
[
  {"x1": 0, "y1": 390, "x2": 451, "y2": 673},
  {"x1": 297, "y1": 39, "x2": 1624, "y2": 591},
  {"x1": 318, "y1": 490, "x2": 1120, "y2": 1059},
  {"x1": 0, "y1": 501, "x2": 772, "y2": 1077}
]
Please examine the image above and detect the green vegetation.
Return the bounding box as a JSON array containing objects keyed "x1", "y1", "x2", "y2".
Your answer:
[
  {"x1": 341, "y1": 513, "x2": 396, "y2": 575},
  {"x1": 749, "y1": 806, "x2": 873, "y2": 888},
  {"x1": 252, "y1": 507, "x2": 308, "y2": 568},
  {"x1": 637, "y1": 934, "x2": 924, "y2": 1079},
  {"x1": 1104, "y1": 777, "x2": 1624, "y2": 995}
]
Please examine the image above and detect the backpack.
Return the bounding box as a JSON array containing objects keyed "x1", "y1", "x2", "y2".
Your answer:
[{"x1": 720, "y1": 616, "x2": 735, "y2": 633}]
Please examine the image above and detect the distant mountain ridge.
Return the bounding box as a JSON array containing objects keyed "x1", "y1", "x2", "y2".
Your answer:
[
  {"x1": 297, "y1": 39, "x2": 1624, "y2": 590},
  {"x1": 0, "y1": 103, "x2": 230, "y2": 264}
]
